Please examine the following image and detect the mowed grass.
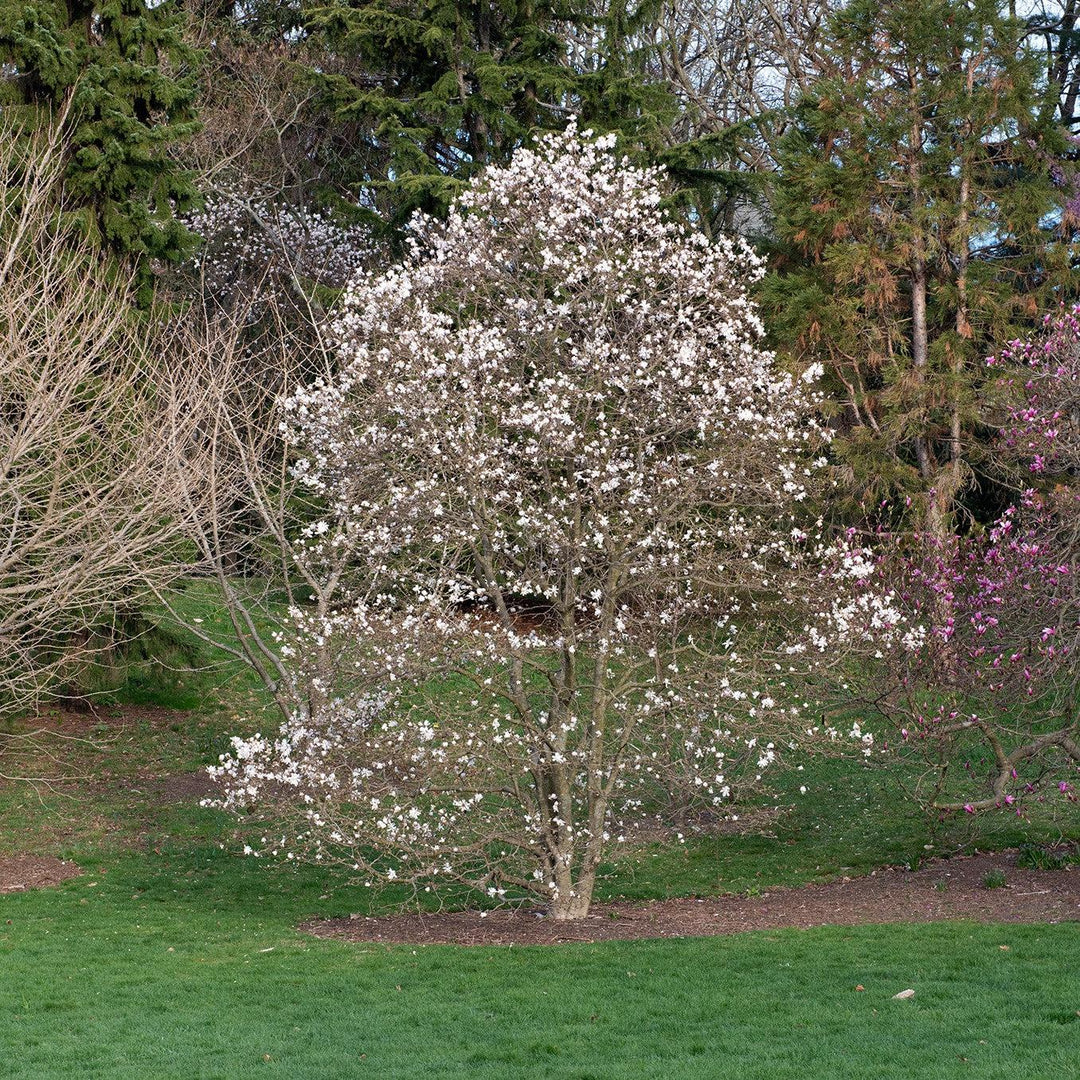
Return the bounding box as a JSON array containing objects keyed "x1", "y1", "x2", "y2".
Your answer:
[
  {"x1": 2, "y1": 754, "x2": 1078, "y2": 1080},
  {"x1": 602, "y1": 748, "x2": 1080, "y2": 901},
  {"x1": 2, "y1": 856, "x2": 1079, "y2": 1080},
  {"x1": 2, "y1": 593, "x2": 1079, "y2": 1078}
]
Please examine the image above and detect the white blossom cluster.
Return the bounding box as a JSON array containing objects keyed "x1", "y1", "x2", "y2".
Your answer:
[
  {"x1": 213, "y1": 125, "x2": 829, "y2": 918},
  {"x1": 183, "y1": 184, "x2": 376, "y2": 310},
  {"x1": 790, "y1": 539, "x2": 928, "y2": 658}
]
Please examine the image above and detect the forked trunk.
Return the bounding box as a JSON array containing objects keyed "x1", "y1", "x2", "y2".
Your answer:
[
  {"x1": 548, "y1": 889, "x2": 594, "y2": 921},
  {"x1": 545, "y1": 839, "x2": 601, "y2": 920}
]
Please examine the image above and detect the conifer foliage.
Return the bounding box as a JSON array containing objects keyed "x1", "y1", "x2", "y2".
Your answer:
[
  {"x1": 305, "y1": 0, "x2": 579, "y2": 221},
  {"x1": 1, "y1": 0, "x2": 201, "y2": 273},
  {"x1": 763, "y1": 0, "x2": 1076, "y2": 531},
  {"x1": 304, "y1": 0, "x2": 682, "y2": 224}
]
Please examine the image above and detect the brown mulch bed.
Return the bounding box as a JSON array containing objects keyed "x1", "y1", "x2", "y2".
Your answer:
[
  {"x1": 303, "y1": 850, "x2": 1080, "y2": 947},
  {"x1": 0, "y1": 856, "x2": 82, "y2": 894}
]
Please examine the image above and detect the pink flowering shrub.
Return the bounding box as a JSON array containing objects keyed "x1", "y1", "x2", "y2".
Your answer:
[
  {"x1": 804, "y1": 310, "x2": 1080, "y2": 815},
  {"x1": 210, "y1": 126, "x2": 829, "y2": 919},
  {"x1": 816, "y1": 512, "x2": 1077, "y2": 811},
  {"x1": 994, "y1": 304, "x2": 1080, "y2": 483}
]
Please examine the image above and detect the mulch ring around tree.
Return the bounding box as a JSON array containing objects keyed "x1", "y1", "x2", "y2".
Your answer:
[
  {"x1": 0, "y1": 856, "x2": 82, "y2": 894},
  {"x1": 302, "y1": 850, "x2": 1080, "y2": 947}
]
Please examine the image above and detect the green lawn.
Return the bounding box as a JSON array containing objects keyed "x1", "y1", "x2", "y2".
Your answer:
[
  {"x1": 2, "y1": 747, "x2": 1077, "y2": 1080},
  {"x1": 2, "y1": 860, "x2": 1078, "y2": 1079},
  {"x1": 2, "y1": 598, "x2": 1079, "y2": 1078}
]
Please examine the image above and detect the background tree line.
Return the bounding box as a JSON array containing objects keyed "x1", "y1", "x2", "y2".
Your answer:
[{"x1": 3, "y1": 0, "x2": 1079, "y2": 671}]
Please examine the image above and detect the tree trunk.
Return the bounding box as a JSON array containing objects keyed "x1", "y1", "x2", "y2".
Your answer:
[
  {"x1": 950, "y1": 58, "x2": 976, "y2": 482},
  {"x1": 953, "y1": 173, "x2": 971, "y2": 445},
  {"x1": 907, "y1": 106, "x2": 934, "y2": 494},
  {"x1": 906, "y1": 86, "x2": 953, "y2": 545},
  {"x1": 548, "y1": 884, "x2": 594, "y2": 921}
]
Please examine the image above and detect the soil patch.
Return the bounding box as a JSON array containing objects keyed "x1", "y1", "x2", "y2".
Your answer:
[
  {"x1": 303, "y1": 850, "x2": 1080, "y2": 946},
  {"x1": 12, "y1": 704, "x2": 190, "y2": 740},
  {"x1": 0, "y1": 856, "x2": 82, "y2": 894},
  {"x1": 114, "y1": 771, "x2": 222, "y2": 804}
]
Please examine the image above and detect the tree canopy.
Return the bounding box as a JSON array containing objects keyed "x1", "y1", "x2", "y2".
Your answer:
[{"x1": 763, "y1": 0, "x2": 1077, "y2": 531}]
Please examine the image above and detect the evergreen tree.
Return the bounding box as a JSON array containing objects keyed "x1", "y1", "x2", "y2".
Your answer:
[
  {"x1": 302, "y1": 0, "x2": 575, "y2": 222},
  {"x1": 568, "y1": 0, "x2": 749, "y2": 234},
  {"x1": 1, "y1": 0, "x2": 201, "y2": 282},
  {"x1": 302, "y1": 0, "x2": 687, "y2": 225},
  {"x1": 763, "y1": 0, "x2": 1076, "y2": 533}
]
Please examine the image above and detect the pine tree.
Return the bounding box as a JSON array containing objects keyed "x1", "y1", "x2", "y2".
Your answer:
[
  {"x1": 301, "y1": 0, "x2": 572, "y2": 223},
  {"x1": 1, "y1": 0, "x2": 201, "y2": 282},
  {"x1": 762, "y1": 0, "x2": 1076, "y2": 533}
]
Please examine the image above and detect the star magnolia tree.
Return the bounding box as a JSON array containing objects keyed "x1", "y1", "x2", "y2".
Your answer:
[
  {"x1": 211, "y1": 127, "x2": 828, "y2": 919},
  {"x1": 182, "y1": 186, "x2": 377, "y2": 314}
]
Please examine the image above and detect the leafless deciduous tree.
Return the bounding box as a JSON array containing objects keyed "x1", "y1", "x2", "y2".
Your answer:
[
  {"x1": 653, "y1": 0, "x2": 832, "y2": 135},
  {"x1": 174, "y1": 18, "x2": 380, "y2": 320},
  {"x1": 147, "y1": 300, "x2": 356, "y2": 729},
  {"x1": 575, "y1": 0, "x2": 836, "y2": 233},
  {"x1": 1024, "y1": 0, "x2": 1080, "y2": 129},
  {"x1": 0, "y1": 120, "x2": 214, "y2": 728}
]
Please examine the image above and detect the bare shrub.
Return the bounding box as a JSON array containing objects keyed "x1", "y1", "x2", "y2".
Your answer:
[{"x1": 0, "y1": 118, "x2": 212, "y2": 727}]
